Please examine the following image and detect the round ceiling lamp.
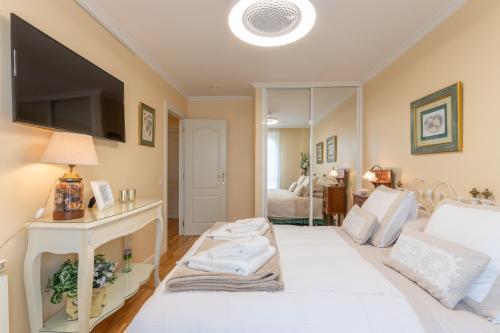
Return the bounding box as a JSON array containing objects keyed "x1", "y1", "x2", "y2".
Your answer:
[
  {"x1": 228, "y1": 0, "x2": 316, "y2": 47},
  {"x1": 267, "y1": 114, "x2": 279, "y2": 125}
]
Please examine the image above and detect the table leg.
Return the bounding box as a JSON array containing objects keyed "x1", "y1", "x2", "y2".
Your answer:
[
  {"x1": 24, "y1": 247, "x2": 42, "y2": 333},
  {"x1": 154, "y1": 206, "x2": 165, "y2": 287},
  {"x1": 77, "y1": 246, "x2": 94, "y2": 333}
]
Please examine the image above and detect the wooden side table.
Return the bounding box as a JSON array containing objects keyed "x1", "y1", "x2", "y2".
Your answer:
[
  {"x1": 353, "y1": 193, "x2": 369, "y2": 207},
  {"x1": 323, "y1": 186, "x2": 347, "y2": 226},
  {"x1": 24, "y1": 200, "x2": 164, "y2": 333}
]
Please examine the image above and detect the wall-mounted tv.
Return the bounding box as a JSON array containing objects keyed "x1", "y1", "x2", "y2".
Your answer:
[{"x1": 10, "y1": 14, "x2": 125, "y2": 142}]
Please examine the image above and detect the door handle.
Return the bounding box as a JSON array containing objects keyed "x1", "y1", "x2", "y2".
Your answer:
[{"x1": 218, "y1": 172, "x2": 226, "y2": 185}]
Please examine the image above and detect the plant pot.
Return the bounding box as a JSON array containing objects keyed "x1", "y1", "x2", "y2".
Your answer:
[{"x1": 66, "y1": 287, "x2": 108, "y2": 320}]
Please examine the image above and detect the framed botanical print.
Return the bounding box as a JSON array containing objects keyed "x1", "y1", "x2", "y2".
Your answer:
[
  {"x1": 326, "y1": 136, "x2": 337, "y2": 163},
  {"x1": 410, "y1": 82, "x2": 463, "y2": 154},
  {"x1": 139, "y1": 103, "x2": 155, "y2": 147},
  {"x1": 316, "y1": 142, "x2": 324, "y2": 164}
]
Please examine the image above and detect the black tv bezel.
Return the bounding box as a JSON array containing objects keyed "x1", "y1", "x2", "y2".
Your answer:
[{"x1": 10, "y1": 13, "x2": 126, "y2": 143}]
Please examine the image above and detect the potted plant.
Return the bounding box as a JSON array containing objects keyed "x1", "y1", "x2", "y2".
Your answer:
[
  {"x1": 299, "y1": 152, "x2": 309, "y2": 175},
  {"x1": 46, "y1": 254, "x2": 117, "y2": 320}
]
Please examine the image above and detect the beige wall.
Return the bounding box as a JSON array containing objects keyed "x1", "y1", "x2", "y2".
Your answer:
[
  {"x1": 313, "y1": 93, "x2": 358, "y2": 205},
  {"x1": 0, "y1": 1, "x2": 187, "y2": 332},
  {"x1": 187, "y1": 99, "x2": 255, "y2": 221},
  {"x1": 363, "y1": 0, "x2": 500, "y2": 198},
  {"x1": 276, "y1": 128, "x2": 309, "y2": 189}
]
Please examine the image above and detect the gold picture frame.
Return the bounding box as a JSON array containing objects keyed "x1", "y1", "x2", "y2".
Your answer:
[
  {"x1": 139, "y1": 102, "x2": 155, "y2": 147},
  {"x1": 410, "y1": 82, "x2": 463, "y2": 154}
]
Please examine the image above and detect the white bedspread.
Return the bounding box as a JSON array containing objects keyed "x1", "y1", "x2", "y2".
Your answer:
[
  {"x1": 267, "y1": 189, "x2": 323, "y2": 219},
  {"x1": 127, "y1": 226, "x2": 424, "y2": 333}
]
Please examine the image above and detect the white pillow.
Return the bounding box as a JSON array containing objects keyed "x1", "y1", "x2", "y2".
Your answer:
[
  {"x1": 342, "y1": 205, "x2": 378, "y2": 244},
  {"x1": 302, "y1": 176, "x2": 310, "y2": 188},
  {"x1": 293, "y1": 185, "x2": 304, "y2": 196},
  {"x1": 297, "y1": 175, "x2": 306, "y2": 186},
  {"x1": 424, "y1": 200, "x2": 500, "y2": 309},
  {"x1": 288, "y1": 182, "x2": 297, "y2": 192},
  {"x1": 364, "y1": 186, "x2": 415, "y2": 247}
]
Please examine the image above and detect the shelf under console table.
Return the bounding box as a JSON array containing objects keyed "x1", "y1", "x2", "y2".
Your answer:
[{"x1": 24, "y1": 199, "x2": 164, "y2": 333}]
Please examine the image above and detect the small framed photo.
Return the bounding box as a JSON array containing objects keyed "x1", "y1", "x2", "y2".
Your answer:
[
  {"x1": 90, "y1": 180, "x2": 115, "y2": 211},
  {"x1": 139, "y1": 102, "x2": 156, "y2": 147},
  {"x1": 326, "y1": 136, "x2": 337, "y2": 163},
  {"x1": 411, "y1": 82, "x2": 463, "y2": 154},
  {"x1": 316, "y1": 142, "x2": 324, "y2": 164}
]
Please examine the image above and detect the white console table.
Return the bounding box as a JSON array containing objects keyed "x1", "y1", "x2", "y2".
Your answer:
[
  {"x1": 24, "y1": 199, "x2": 164, "y2": 333},
  {"x1": 0, "y1": 259, "x2": 8, "y2": 333}
]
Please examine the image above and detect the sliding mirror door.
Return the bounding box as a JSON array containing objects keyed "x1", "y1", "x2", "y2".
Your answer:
[
  {"x1": 266, "y1": 89, "x2": 312, "y2": 226},
  {"x1": 311, "y1": 87, "x2": 359, "y2": 226}
]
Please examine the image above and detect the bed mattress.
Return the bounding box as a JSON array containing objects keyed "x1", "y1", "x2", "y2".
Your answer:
[
  {"x1": 127, "y1": 225, "x2": 499, "y2": 333},
  {"x1": 267, "y1": 189, "x2": 323, "y2": 219}
]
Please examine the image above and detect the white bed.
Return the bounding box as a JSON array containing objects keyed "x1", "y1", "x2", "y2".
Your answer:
[
  {"x1": 126, "y1": 223, "x2": 499, "y2": 333},
  {"x1": 267, "y1": 189, "x2": 323, "y2": 219}
]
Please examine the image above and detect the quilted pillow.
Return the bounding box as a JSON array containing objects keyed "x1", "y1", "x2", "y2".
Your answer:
[
  {"x1": 341, "y1": 205, "x2": 378, "y2": 244},
  {"x1": 384, "y1": 229, "x2": 490, "y2": 309}
]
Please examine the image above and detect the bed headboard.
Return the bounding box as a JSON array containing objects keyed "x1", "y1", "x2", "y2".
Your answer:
[{"x1": 407, "y1": 179, "x2": 497, "y2": 213}]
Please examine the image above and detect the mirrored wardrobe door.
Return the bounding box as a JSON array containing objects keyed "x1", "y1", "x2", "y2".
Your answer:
[
  {"x1": 266, "y1": 88, "x2": 312, "y2": 226},
  {"x1": 311, "y1": 87, "x2": 359, "y2": 226}
]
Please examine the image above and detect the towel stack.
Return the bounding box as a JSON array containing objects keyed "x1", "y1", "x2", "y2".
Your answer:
[
  {"x1": 188, "y1": 236, "x2": 276, "y2": 276},
  {"x1": 209, "y1": 217, "x2": 269, "y2": 240},
  {"x1": 166, "y1": 221, "x2": 283, "y2": 292}
]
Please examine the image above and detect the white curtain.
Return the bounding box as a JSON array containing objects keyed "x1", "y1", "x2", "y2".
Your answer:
[{"x1": 267, "y1": 130, "x2": 280, "y2": 190}]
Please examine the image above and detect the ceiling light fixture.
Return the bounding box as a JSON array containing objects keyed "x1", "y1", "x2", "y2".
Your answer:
[
  {"x1": 267, "y1": 114, "x2": 279, "y2": 125},
  {"x1": 228, "y1": 0, "x2": 316, "y2": 47}
]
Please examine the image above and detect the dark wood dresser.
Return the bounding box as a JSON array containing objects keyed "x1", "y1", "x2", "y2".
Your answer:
[{"x1": 323, "y1": 186, "x2": 347, "y2": 226}]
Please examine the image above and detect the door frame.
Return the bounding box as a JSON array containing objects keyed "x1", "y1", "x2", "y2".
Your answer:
[
  {"x1": 164, "y1": 100, "x2": 185, "y2": 236},
  {"x1": 254, "y1": 82, "x2": 364, "y2": 226}
]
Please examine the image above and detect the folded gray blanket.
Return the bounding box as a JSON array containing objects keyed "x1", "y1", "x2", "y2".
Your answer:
[{"x1": 166, "y1": 222, "x2": 284, "y2": 292}]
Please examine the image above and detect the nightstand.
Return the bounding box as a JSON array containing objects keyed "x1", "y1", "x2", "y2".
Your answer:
[
  {"x1": 323, "y1": 186, "x2": 347, "y2": 226},
  {"x1": 353, "y1": 193, "x2": 368, "y2": 207}
]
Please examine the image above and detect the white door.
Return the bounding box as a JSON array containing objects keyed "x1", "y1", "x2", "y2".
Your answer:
[
  {"x1": 183, "y1": 119, "x2": 227, "y2": 235},
  {"x1": 168, "y1": 128, "x2": 179, "y2": 219}
]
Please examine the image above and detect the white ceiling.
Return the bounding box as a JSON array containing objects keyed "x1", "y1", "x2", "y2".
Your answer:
[
  {"x1": 77, "y1": 0, "x2": 465, "y2": 97},
  {"x1": 268, "y1": 87, "x2": 356, "y2": 128}
]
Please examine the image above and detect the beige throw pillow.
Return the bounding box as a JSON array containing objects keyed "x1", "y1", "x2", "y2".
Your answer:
[
  {"x1": 384, "y1": 229, "x2": 490, "y2": 309},
  {"x1": 464, "y1": 276, "x2": 500, "y2": 323},
  {"x1": 341, "y1": 205, "x2": 378, "y2": 244}
]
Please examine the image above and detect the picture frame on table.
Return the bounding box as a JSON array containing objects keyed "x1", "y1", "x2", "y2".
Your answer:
[
  {"x1": 139, "y1": 102, "x2": 156, "y2": 147},
  {"x1": 326, "y1": 136, "x2": 337, "y2": 163},
  {"x1": 316, "y1": 142, "x2": 324, "y2": 164},
  {"x1": 410, "y1": 82, "x2": 463, "y2": 154},
  {"x1": 90, "y1": 180, "x2": 115, "y2": 211}
]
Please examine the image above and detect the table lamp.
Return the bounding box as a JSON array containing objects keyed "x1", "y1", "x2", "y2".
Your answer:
[
  {"x1": 40, "y1": 132, "x2": 98, "y2": 220},
  {"x1": 363, "y1": 165, "x2": 382, "y2": 187}
]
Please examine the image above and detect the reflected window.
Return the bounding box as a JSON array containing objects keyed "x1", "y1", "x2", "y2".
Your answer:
[{"x1": 267, "y1": 130, "x2": 280, "y2": 189}]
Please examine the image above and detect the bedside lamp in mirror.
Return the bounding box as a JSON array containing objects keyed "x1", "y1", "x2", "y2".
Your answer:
[{"x1": 41, "y1": 132, "x2": 98, "y2": 220}]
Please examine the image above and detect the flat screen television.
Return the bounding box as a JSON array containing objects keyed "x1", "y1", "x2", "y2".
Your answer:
[{"x1": 10, "y1": 13, "x2": 125, "y2": 142}]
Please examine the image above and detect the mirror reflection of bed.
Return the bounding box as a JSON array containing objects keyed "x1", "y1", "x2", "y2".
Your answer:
[{"x1": 266, "y1": 87, "x2": 359, "y2": 226}]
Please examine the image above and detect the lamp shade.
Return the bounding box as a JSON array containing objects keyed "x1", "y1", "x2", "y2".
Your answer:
[
  {"x1": 41, "y1": 132, "x2": 98, "y2": 166},
  {"x1": 363, "y1": 170, "x2": 376, "y2": 182},
  {"x1": 328, "y1": 169, "x2": 338, "y2": 178}
]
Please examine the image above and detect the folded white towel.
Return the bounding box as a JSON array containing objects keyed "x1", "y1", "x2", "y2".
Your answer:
[
  {"x1": 207, "y1": 236, "x2": 270, "y2": 260},
  {"x1": 210, "y1": 222, "x2": 270, "y2": 240},
  {"x1": 226, "y1": 217, "x2": 268, "y2": 234},
  {"x1": 234, "y1": 217, "x2": 268, "y2": 225},
  {"x1": 188, "y1": 246, "x2": 276, "y2": 276}
]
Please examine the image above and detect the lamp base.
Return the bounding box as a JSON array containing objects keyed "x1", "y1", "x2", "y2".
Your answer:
[
  {"x1": 53, "y1": 175, "x2": 85, "y2": 221},
  {"x1": 53, "y1": 210, "x2": 84, "y2": 220}
]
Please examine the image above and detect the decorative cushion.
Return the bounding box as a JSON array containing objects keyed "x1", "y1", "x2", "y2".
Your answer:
[
  {"x1": 293, "y1": 185, "x2": 304, "y2": 196},
  {"x1": 364, "y1": 186, "x2": 415, "y2": 247},
  {"x1": 288, "y1": 182, "x2": 297, "y2": 192},
  {"x1": 301, "y1": 184, "x2": 310, "y2": 197},
  {"x1": 297, "y1": 175, "x2": 306, "y2": 186},
  {"x1": 341, "y1": 205, "x2": 378, "y2": 244},
  {"x1": 384, "y1": 229, "x2": 490, "y2": 309},
  {"x1": 424, "y1": 199, "x2": 500, "y2": 321}
]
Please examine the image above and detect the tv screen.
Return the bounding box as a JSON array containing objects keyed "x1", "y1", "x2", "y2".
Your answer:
[{"x1": 10, "y1": 14, "x2": 125, "y2": 142}]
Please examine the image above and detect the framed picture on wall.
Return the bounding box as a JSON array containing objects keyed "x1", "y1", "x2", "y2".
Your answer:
[
  {"x1": 410, "y1": 82, "x2": 463, "y2": 154},
  {"x1": 326, "y1": 136, "x2": 337, "y2": 163},
  {"x1": 139, "y1": 102, "x2": 156, "y2": 147},
  {"x1": 316, "y1": 142, "x2": 324, "y2": 164}
]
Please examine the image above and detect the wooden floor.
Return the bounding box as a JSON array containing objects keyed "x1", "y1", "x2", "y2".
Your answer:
[{"x1": 93, "y1": 219, "x2": 198, "y2": 333}]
